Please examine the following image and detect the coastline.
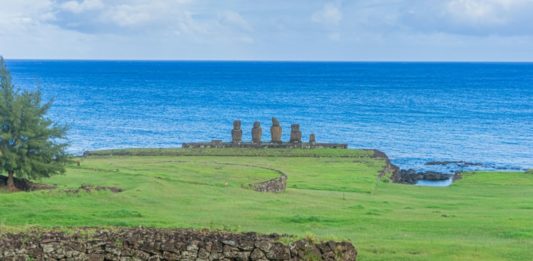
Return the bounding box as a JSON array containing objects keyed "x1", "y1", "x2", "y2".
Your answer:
[{"x1": 8, "y1": 61, "x2": 532, "y2": 174}]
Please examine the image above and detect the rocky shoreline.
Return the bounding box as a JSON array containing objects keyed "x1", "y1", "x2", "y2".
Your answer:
[
  {"x1": 0, "y1": 228, "x2": 357, "y2": 261},
  {"x1": 369, "y1": 149, "x2": 462, "y2": 185},
  {"x1": 391, "y1": 169, "x2": 461, "y2": 185},
  {"x1": 3, "y1": 148, "x2": 472, "y2": 190}
]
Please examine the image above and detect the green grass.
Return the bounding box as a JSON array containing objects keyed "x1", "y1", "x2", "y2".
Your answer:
[
  {"x1": 88, "y1": 147, "x2": 375, "y2": 157},
  {"x1": 1, "y1": 148, "x2": 532, "y2": 261}
]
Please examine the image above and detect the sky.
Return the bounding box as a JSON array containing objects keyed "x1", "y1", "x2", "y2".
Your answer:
[{"x1": 1, "y1": 0, "x2": 533, "y2": 61}]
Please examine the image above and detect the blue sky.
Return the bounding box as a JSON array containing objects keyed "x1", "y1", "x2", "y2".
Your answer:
[{"x1": 1, "y1": 0, "x2": 533, "y2": 61}]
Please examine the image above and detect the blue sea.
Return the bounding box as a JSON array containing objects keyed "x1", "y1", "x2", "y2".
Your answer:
[{"x1": 5, "y1": 60, "x2": 533, "y2": 171}]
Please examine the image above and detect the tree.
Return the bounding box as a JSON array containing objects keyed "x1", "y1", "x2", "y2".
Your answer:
[{"x1": 0, "y1": 56, "x2": 68, "y2": 192}]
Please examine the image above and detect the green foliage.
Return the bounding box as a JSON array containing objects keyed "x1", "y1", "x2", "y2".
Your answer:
[{"x1": 0, "y1": 57, "x2": 68, "y2": 181}]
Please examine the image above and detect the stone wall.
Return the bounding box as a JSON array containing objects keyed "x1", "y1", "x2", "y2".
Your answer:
[
  {"x1": 369, "y1": 149, "x2": 400, "y2": 180},
  {"x1": 250, "y1": 173, "x2": 287, "y2": 193},
  {"x1": 182, "y1": 141, "x2": 348, "y2": 149},
  {"x1": 0, "y1": 228, "x2": 357, "y2": 261}
]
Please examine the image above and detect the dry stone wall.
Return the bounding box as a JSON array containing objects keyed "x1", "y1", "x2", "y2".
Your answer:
[
  {"x1": 250, "y1": 173, "x2": 287, "y2": 193},
  {"x1": 214, "y1": 162, "x2": 288, "y2": 193},
  {"x1": 0, "y1": 228, "x2": 357, "y2": 261}
]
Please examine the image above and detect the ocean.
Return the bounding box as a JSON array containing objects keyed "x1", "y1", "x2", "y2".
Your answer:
[{"x1": 5, "y1": 60, "x2": 533, "y2": 171}]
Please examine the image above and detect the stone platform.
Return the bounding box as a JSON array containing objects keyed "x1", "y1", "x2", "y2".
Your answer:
[{"x1": 182, "y1": 141, "x2": 348, "y2": 149}]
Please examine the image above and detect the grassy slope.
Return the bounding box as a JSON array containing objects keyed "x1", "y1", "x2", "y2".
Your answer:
[{"x1": 0, "y1": 149, "x2": 532, "y2": 261}]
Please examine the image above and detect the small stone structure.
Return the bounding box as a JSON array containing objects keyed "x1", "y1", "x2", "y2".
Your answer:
[
  {"x1": 270, "y1": 117, "x2": 282, "y2": 144},
  {"x1": 231, "y1": 120, "x2": 243, "y2": 144},
  {"x1": 290, "y1": 124, "x2": 302, "y2": 143},
  {"x1": 252, "y1": 121, "x2": 262, "y2": 144},
  {"x1": 0, "y1": 228, "x2": 357, "y2": 261},
  {"x1": 250, "y1": 174, "x2": 287, "y2": 193}
]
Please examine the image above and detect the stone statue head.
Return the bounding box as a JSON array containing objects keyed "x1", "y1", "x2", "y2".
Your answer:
[
  {"x1": 233, "y1": 120, "x2": 241, "y2": 129},
  {"x1": 272, "y1": 117, "x2": 280, "y2": 126},
  {"x1": 291, "y1": 124, "x2": 300, "y2": 131},
  {"x1": 253, "y1": 121, "x2": 261, "y2": 128}
]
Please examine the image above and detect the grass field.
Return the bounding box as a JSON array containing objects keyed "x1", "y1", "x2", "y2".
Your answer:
[{"x1": 0, "y1": 148, "x2": 532, "y2": 261}]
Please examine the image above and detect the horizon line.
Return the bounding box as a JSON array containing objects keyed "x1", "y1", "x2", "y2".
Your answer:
[{"x1": 4, "y1": 58, "x2": 533, "y2": 63}]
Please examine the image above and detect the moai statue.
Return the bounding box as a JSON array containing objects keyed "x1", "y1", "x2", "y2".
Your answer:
[
  {"x1": 270, "y1": 117, "x2": 282, "y2": 144},
  {"x1": 309, "y1": 133, "x2": 316, "y2": 144},
  {"x1": 252, "y1": 121, "x2": 262, "y2": 144},
  {"x1": 231, "y1": 120, "x2": 242, "y2": 144},
  {"x1": 290, "y1": 124, "x2": 302, "y2": 143}
]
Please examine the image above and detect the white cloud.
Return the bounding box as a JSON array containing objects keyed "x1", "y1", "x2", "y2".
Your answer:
[
  {"x1": 399, "y1": 0, "x2": 533, "y2": 35},
  {"x1": 312, "y1": 3, "x2": 342, "y2": 26},
  {"x1": 219, "y1": 11, "x2": 253, "y2": 32},
  {"x1": 60, "y1": 0, "x2": 104, "y2": 14},
  {"x1": 1, "y1": 0, "x2": 533, "y2": 60},
  {"x1": 107, "y1": 4, "x2": 153, "y2": 27},
  {"x1": 0, "y1": 1, "x2": 55, "y2": 32}
]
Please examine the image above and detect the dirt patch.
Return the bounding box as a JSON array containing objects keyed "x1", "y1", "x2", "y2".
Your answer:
[
  {"x1": 0, "y1": 175, "x2": 56, "y2": 192},
  {"x1": 64, "y1": 184, "x2": 123, "y2": 194}
]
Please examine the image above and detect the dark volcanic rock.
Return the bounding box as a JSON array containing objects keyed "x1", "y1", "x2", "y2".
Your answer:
[
  {"x1": 368, "y1": 149, "x2": 460, "y2": 185},
  {"x1": 0, "y1": 228, "x2": 357, "y2": 261},
  {"x1": 425, "y1": 160, "x2": 483, "y2": 167},
  {"x1": 392, "y1": 169, "x2": 457, "y2": 184}
]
